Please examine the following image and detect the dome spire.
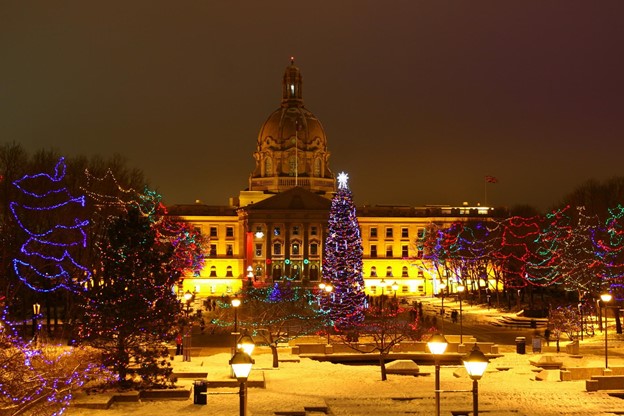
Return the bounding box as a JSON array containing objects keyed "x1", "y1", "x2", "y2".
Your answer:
[{"x1": 282, "y1": 57, "x2": 303, "y2": 107}]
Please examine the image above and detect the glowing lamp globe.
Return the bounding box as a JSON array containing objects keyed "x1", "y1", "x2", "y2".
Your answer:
[
  {"x1": 229, "y1": 350, "x2": 254, "y2": 382},
  {"x1": 237, "y1": 334, "x2": 256, "y2": 356},
  {"x1": 427, "y1": 333, "x2": 448, "y2": 355},
  {"x1": 463, "y1": 345, "x2": 489, "y2": 380}
]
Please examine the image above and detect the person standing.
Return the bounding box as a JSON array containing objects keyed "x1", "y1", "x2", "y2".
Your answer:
[{"x1": 175, "y1": 332, "x2": 183, "y2": 356}]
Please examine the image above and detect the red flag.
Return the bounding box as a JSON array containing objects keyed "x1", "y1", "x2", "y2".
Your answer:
[{"x1": 485, "y1": 175, "x2": 498, "y2": 183}]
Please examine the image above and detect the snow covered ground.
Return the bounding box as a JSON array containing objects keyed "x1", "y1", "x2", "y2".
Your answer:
[{"x1": 66, "y1": 342, "x2": 624, "y2": 416}]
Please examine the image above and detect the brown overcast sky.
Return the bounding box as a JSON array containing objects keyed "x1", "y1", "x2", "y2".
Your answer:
[{"x1": 2, "y1": 1, "x2": 623, "y2": 212}]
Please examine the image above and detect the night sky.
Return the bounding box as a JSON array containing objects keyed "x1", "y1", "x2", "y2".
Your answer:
[{"x1": 2, "y1": 2, "x2": 623, "y2": 213}]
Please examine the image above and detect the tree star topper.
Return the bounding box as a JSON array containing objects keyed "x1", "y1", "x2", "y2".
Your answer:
[{"x1": 337, "y1": 172, "x2": 349, "y2": 189}]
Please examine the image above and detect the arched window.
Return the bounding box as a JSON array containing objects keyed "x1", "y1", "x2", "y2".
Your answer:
[
  {"x1": 226, "y1": 266, "x2": 233, "y2": 277},
  {"x1": 209, "y1": 266, "x2": 217, "y2": 277},
  {"x1": 314, "y1": 159, "x2": 321, "y2": 176},
  {"x1": 273, "y1": 264, "x2": 282, "y2": 280},
  {"x1": 386, "y1": 266, "x2": 393, "y2": 277},
  {"x1": 370, "y1": 266, "x2": 377, "y2": 277},
  {"x1": 265, "y1": 157, "x2": 273, "y2": 176},
  {"x1": 402, "y1": 266, "x2": 409, "y2": 277},
  {"x1": 309, "y1": 264, "x2": 319, "y2": 281}
]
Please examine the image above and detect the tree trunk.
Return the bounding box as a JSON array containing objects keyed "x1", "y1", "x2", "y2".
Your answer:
[
  {"x1": 270, "y1": 343, "x2": 279, "y2": 368},
  {"x1": 379, "y1": 354, "x2": 387, "y2": 381}
]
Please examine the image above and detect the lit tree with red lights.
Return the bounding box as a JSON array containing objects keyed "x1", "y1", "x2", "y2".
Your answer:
[
  {"x1": 76, "y1": 189, "x2": 183, "y2": 387},
  {"x1": 322, "y1": 172, "x2": 366, "y2": 331}
]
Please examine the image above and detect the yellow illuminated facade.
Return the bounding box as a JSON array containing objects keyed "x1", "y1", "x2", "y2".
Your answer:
[{"x1": 168, "y1": 60, "x2": 503, "y2": 301}]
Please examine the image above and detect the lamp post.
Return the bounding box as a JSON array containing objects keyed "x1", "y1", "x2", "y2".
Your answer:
[
  {"x1": 229, "y1": 350, "x2": 254, "y2": 416},
  {"x1": 427, "y1": 333, "x2": 448, "y2": 416},
  {"x1": 183, "y1": 290, "x2": 193, "y2": 362},
  {"x1": 184, "y1": 290, "x2": 193, "y2": 316},
  {"x1": 32, "y1": 303, "x2": 41, "y2": 341},
  {"x1": 246, "y1": 265, "x2": 254, "y2": 287},
  {"x1": 380, "y1": 278, "x2": 386, "y2": 311},
  {"x1": 600, "y1": 292, "x2": 612, "y2": 370},
  {"x1": 319, "y1": 282, "x2": 333, "y2": 344},
  {"x1": 229, "y1": 296, "x2": 242, "y2": 375},
  {"x1": 463, "y1": 344, "x2": 489, "y2": 416},
  {"x1": 457, "y1": 284, "x2": 465, "y2": 344}
]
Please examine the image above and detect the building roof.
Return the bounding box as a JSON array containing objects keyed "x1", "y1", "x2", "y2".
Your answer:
[
  {"x1": 246, "y1": 186, "x2": 331, "y2": 211},
  {"x1": 167, "y1": 204, "x2": 238, "y2": 217}
]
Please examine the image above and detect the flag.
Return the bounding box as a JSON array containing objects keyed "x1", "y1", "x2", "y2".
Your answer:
[{"x1": 485, "y1": 175, "x2": 498, "y2": 183}]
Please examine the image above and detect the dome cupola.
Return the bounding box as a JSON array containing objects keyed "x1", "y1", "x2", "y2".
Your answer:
[{"x1": 248, "y1": 59, "x2": 335, "y2": 197}]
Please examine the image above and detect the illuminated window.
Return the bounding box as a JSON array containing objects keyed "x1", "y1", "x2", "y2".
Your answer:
[
  {"x1": 290, "y1": 84, "x2": 295, "y2": 96},
  {"x1": 292, "y1": 242, "x2": 300, "y2": 256},
  {"x1": 386, "y1": 245, "x2": 393, "y2": 258}
]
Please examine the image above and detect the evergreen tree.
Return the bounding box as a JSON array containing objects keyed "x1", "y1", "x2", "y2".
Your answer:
[{"x1": 322, "y1": 172, "x2": 366, "y2": 331}]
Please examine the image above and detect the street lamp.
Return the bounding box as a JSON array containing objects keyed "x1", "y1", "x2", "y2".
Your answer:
[
  {"x1": 600, "y1": 292, "x2": 612, "y2": 370},
  {"x1": 32, "y1": 303, "x2": 41, "y2": 341},
  {"x1": 183, "y1": 290, "x2": 193, "y2": 316},
  {"x1": 457, "y1": 284, "x2": 465, "y2": 344},
  {"x1": 246, "y1": 265, "x2": 254, "y2": 287},
  {"x1": 463, "y1": 344, "x2": 489, "y2": 416},
  {"x1": 237, "y1": 334, "x2": 256, "y2": 356},
  {"x1": 182, "y1": 290, "x2": 193, "y2": 362},
  {"x1": 439, "y1": 282, "x2": 447, "y2": 328},
  {"x1": 231, "y1": 297, "x2": 241, "y2": 334},
  {"x1": 229, "y1": 350, "x2": 255, "y2": 416},
  {"x1": 427, "y1": 333, "x2": 448, "y2": 416},
  {"x1": 392, "y1": 281, "x2": 399, "y2": 299},
  {"x1": 319, "y1": 282, "x2": 333, "y2": 344},
  {"x1": 380, "y1": 278, "x2": 386, "y2": 311}
]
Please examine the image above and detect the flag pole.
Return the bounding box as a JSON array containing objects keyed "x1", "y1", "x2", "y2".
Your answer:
[{"x1": 484, "y1": 177, "x2": 487, "y2": 206}]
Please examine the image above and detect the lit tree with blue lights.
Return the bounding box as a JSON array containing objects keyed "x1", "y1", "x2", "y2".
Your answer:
[
  {"x1": 322, "y1": 172, "x2": 366, "y2": 331},
  {"x1": 10, "y1": 157, "x2": 91, "y2": 293}
]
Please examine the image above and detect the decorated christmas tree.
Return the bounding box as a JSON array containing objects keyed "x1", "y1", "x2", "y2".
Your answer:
[
  {"x1": 76, "y1": 190, "x2": 182, "y2": 387},
  {"x1": 322, "y1": 172, "x2": 366, "y2": 331}
]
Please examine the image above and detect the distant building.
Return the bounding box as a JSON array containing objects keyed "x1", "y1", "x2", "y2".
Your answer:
[{"x1": 168, "y1": 60, "x2": 502, "y2": 300}]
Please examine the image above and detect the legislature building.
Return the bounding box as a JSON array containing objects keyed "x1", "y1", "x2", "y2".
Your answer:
[{"x1": 168, "y1": 59, "x2": 502, "y2": 301}]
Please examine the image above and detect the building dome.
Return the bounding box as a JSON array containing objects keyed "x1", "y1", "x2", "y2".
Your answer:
[{"x1": 249, "y1": 59, "x2": 335, "y2": 196}]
